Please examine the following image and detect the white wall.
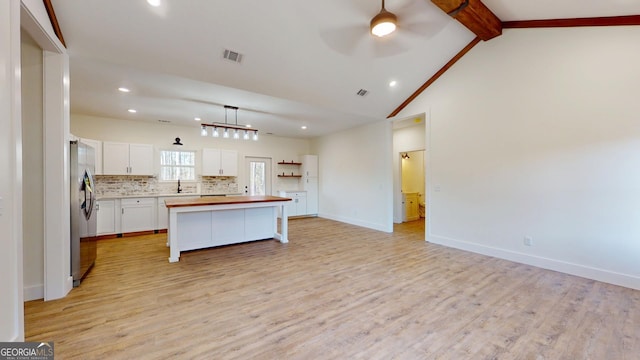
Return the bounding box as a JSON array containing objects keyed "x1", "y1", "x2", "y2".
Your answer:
[
  {"x1": 402, "y1": 151, "x2": 425, "y2": 196},
  {"x1": 395, "y1": 26, "x2": 640, "y2": 289},
  {"x1": 312, "y1": 120, "x2": 394, "y2": 232},
  {"x1": 71, "y1": 114, "x2": 311, "y2": 193},
  {"x1": 1, "y1": 0, "x2": 24, "y2": 342},
  {"x1": 21, "y1": 29, "x2": 45, "y2": 301}
]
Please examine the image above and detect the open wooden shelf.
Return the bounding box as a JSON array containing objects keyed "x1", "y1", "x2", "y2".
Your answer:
[{"x1": 278, "y1": 161, "x2": 302, "y2": 165}]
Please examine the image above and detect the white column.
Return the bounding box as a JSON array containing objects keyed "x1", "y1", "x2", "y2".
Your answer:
[
  {"x1": 0, "y1": 0, "x2": 24, "y2": 342},
  {"x1": 43, "y1": 50, "x2": 72, "y2": 300}
]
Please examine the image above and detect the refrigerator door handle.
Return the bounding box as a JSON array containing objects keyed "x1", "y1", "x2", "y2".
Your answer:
[{"x1": 83, "y1": 169, "x2": 96, "y2": 220}]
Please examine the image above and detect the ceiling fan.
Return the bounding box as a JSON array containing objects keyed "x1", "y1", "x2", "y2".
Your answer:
[
  {"x1": 370, "y1": 0, "x2": 398, "y2": 37},
  {"x1": 318, "y1": 0, "x2": 450, "y2": 58}
]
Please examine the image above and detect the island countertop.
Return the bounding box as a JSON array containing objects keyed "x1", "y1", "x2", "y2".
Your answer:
[{"x1": 164, "y1": 195, "x2": 291, "y2": 208}]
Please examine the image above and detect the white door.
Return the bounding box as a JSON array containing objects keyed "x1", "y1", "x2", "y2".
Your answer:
[{"x1": 244, "y1": 157, "x2": 272, "y2": 195}]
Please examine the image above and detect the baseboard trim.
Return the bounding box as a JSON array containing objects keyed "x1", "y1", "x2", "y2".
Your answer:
[
  {"x1": 24, "y1": 284, "x2": 44, "y2": 301},
  {"x1": 97, "y1": 229, "x2": 165, "y2": 240},
  {"x1": 318, "y1": 213, "x2": 392, "y2": 233},
  {"x1": 429, "y1": 234, "x2": 640, "y2": 290}
]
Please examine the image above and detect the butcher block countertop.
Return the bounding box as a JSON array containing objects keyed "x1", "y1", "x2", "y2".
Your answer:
[{"x1": 164, "y1": 195, "x2": 291, "y2": 208}]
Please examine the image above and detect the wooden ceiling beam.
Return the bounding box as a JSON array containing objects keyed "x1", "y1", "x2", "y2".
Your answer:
[
  {"x1": 43, "y1": 0, "x2": 66, "y2": 47},
  {"x1": 387, "y1": 37, "x2": 481, "y2": 118},
  {"x1": 431, "y1": 0, "x2": 502, "y2": 41},
  {"x1": 503, "y1": 15, "x2": 640, "y2": 29}
]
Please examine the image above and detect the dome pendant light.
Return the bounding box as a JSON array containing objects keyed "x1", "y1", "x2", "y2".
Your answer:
[{"x1": 370, "y1": 0, "x2": 397, "y2": 37}]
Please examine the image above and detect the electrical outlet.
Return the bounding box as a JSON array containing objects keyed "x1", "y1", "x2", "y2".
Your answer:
[{"x1": 524, "y1": 236, "x2": 533, "y2": 246}]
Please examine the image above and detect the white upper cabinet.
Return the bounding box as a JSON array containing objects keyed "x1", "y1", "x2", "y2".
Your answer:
[
  {"x1": 202, "y1": 148, "x2": 238, "y2": 176},
  {"x1": 128, "y1": 143, "x2": 154, "y2": 175},
  {"x1": 301, "y1": 154, "x2": 318, "y2": 177},
  {"x1": 103, "y1": 141, "x2": 154, "y2": 175},
  {"x1": 80, "y1": 138, "x2": 103, "y2": 175}
]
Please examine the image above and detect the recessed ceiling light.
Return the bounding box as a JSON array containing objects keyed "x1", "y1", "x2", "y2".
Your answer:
[
  {"x1": 118, "y1": 87, "x2": 130, "y2": 93},
  {"x1": 147, "y1": 0, "x2": 161, "y2": 7},
  {"x1": 389, "y1": 80, "x2": 397, "y2": 87},
  {"x1": 301, "y1": 126, "x2": 307, "y2": 130},
  {"x1": 245, "y1": 124, "x2": 252, "y2": 128},
  {"x1": 128, "y1": 109, "x2": 137, "y2": 113},
  {"x1": 194, "y1": 117, "x2": 201, "y2": 121}
]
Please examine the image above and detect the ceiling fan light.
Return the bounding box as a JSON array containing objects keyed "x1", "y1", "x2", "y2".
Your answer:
[{"x1": 370, "y1": 10, "x2": 397, "y2": 37}]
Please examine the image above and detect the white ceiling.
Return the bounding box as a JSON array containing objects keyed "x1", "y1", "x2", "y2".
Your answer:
[{"x1": 50, "y1": 0, "x2": 640, "y2": 138}]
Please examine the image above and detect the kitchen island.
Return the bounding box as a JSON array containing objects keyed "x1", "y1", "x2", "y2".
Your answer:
[{"x1": 165, "y1": 195, "x2": 292, "y2": 262}]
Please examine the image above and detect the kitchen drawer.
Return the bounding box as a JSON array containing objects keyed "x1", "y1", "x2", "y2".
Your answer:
[{"x1": 121, "y1": 198, "x2": 155, "y2": 206}]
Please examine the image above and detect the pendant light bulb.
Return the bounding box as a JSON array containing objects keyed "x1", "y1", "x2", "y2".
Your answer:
[
  {"x1": 223, "y1": 128, "x2": 229, "y2": 138},
  {"x1": 243, "y1": 130, "x2": 250, "y2": 140},
  {"x1": 233, "y1": 129, "x2": 240, "y2": 139},
  {"x1": 252, "y1": 131, "x2": 259, "y2": 141},
  {"x1": 200, "y1": 126, "x2": 208, "y2": 136},
  {"x1": 212, "y1": 126, "x2": 219, "y2": 137}
]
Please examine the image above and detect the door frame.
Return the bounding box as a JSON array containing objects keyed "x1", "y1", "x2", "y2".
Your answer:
[
  {"x1": 21, "y1": 2, "x2": 72, "y2": 301},
  {"x1": 243, "y1": 156, "x2": 273, "y2": 196}
]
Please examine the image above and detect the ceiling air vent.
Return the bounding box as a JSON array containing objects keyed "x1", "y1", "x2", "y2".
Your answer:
[
  {"x1": 157, "y1": 119, "x2": 171, "y2": 124},
  {"x1": 356, "y1": 89, "x2": 368, "y2": 97},
  {"x1": 223, "y1": 49, "x2": 243, "y2": 63}
]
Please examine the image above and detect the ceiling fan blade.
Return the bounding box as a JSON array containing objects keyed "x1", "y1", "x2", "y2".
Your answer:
[
  {"x1": 370, "y1": 34, "x2": 410, "y2": 58},
  {"x1": 319, "y1": 25, "x2": 369, "y2": 57},
  {"x1": 395, "y1": 0, "x2": 451, "y2": 38}
]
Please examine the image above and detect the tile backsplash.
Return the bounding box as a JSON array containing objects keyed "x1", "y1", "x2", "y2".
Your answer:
[{"x1": 95, "y1": 175, "x2": 238, "y2": 197}]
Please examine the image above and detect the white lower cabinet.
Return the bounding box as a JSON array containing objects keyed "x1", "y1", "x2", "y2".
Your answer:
[
  {"x1": 176, "y1": 207, "x2": 276, "y2": 252},
  {"x1": 245, "y1": 207, "x2": 274, "y2": 240},
  {"x1": 157, "y1": 196, "x2": 196, "y2": 230},
  {"x1": 402, "y1": 193, "x2": 419, "y2": 222},
  {"x1": 280, "y1": 191, "x2": 307, "y2": 217},
  {"x1": 96, "y1": 199, "x2": 116, "y2": 235},
  {"x1": 121, "y1": 198, "x2": 155, "y2": 233},
  {"x1": 157, "y1": 198, "x2": 169, "y2": 230},
  {"x1": 211, "y1": 209, "x2": 245, "y2": 246}
]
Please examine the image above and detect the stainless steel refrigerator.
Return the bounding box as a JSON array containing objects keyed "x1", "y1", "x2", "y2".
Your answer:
[{"x1": 70, "y1": 140, "x2": 98, "y2": 287}]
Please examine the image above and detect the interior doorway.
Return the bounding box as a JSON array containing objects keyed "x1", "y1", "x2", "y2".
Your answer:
[
  {"x1": 244, "y1": 157, "x2": 272, "y2": 195},
  {"x1": 392, "y1": 113, "x2": 428, "y2": 241},
  {"x1": 400, "y1": 150, "x2": 426, "y2": 222}
]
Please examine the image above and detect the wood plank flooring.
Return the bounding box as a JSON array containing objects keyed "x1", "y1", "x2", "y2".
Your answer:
[{"x1": 25, "y1": 218, "x2": 640, "y2": 359}]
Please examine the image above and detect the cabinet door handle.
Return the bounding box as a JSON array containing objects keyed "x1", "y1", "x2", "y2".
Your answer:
[{"x1": 121, "y1": 208, "x2": 124, "y2": 214}]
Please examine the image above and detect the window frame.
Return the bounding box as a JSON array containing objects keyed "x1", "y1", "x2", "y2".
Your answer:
[{"x1": 159, "y1": 149, "x2": 197, "y2": 182}]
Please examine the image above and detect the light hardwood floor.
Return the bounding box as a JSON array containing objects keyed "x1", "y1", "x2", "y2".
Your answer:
[{"x1": 25, "y1": 218, "x2": 639, "y2": 359}]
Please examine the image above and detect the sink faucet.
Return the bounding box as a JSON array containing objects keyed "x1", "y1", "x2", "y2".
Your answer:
[{"x1": 177, "y1": 179, "x2": 182, "y2": 193}]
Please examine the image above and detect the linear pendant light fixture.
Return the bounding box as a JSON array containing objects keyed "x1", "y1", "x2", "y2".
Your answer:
[
  {"x1": 370, "y1": 0, "x2": 397, "y2": 37},
  {"x1": 200, "y1": 105, "x2": 258, "y2": 141}
]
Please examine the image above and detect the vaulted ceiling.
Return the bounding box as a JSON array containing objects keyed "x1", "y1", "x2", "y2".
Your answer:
[{"x1": 49, "y1": 0, "x2": 640, "y2": 138}]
